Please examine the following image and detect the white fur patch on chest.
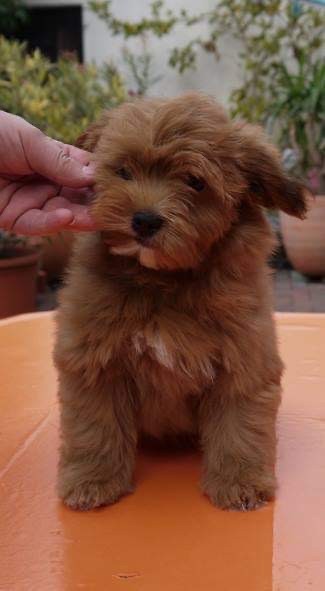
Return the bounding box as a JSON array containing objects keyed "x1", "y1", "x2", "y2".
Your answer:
[
  {"x1": 132, "y1": 328, "x2": 215, "y2": 382},
  {"x1": 132, "y1": 331, "x2": 174, "y2": 370}
]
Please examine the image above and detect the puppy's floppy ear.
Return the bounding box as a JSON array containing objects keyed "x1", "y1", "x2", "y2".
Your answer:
[
  {"x1": 75, "y1": 111, "x2": 110, "y2": 151},
  {"x1": 234, "y1": 123, "x2": 308, "y2": 219}
]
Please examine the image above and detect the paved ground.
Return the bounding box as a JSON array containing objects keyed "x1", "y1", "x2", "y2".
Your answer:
[
  {"x1": 273, "y1": 270, "x2": 325, "y2": 312},
  {"x1": 37, "y1": 270, "x2": 325, "y2": 313}
]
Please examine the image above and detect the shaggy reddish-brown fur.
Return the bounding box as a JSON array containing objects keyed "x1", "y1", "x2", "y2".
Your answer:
[{"x1": 54, "y1": 93, "x2": 307, "y2": 511}]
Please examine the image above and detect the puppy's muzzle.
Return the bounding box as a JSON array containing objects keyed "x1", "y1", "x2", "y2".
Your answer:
[{"x1": 132, "y1": 210, "x2": 164, "y2": 240}]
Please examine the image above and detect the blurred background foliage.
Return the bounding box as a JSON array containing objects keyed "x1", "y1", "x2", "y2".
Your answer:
[{"x1": 0, "y1": 36, "x2": 126, "y2": 143}]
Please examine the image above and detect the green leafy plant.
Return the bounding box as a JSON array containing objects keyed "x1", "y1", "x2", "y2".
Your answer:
[
  {"x1": 89, "y1": 2, "x2": 165, "y2": 96},
  {"x1": 268, "y1": 59, "x2": 325, "y2": 192},
  {"x1": 0, "y1": 36, "x2": 127, "y2": 143},
  {"x1": 122, "y1": 43, "x2": 162, "y2": 97},
  {"x1": 89, "y1": 0, "x2": 176, "y2": 38}
]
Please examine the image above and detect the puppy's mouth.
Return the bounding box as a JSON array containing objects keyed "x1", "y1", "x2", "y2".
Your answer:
[
  {"x1": 135, "y1": 236, "x2": 155, "y2": 247},
  {"x1": 102, "y1": 210, "x2": 165, "y2": 269},
  {"x1": 106, "y1": 238, "x2": 159, "y2": 270}
]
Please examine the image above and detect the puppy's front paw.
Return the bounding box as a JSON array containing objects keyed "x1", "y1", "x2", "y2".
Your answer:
[
  {"x1": 202, "y1": 475, "x2": 275, "y2": 511},
  {"x1": 61, "y1": 479, "x2": 134, "y2": 511}
]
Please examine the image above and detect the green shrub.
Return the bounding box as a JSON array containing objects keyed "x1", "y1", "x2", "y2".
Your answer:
[
  {"x1": 268, "y1": 58, "x2": 325, "y2": 192},
  {"x1": 0, "y1": 36, "x2": 127, "y2": 144}
]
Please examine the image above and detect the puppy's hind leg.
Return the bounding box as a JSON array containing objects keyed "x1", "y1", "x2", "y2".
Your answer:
[
  {"x1": 57, "y1": 370, "x2": 137, "y2": 511},
  {"x1": 199, "y1": 379, "x2": 281, "y2": 511}
]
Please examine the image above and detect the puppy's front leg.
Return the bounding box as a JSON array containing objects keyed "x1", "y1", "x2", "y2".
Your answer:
[
  {"x1": 57, "y1": 371, "x2": 137, "y2": 511},
  {"x1": 199, "y1": 379, "x2": 280, "y2": 511}
]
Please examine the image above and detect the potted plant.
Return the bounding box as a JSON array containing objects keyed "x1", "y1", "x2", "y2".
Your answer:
[
  {"x1": 0, "y1": 231, "x2": 40, "y2": 319},
  {"x1": 269, "y1": 59, "x2": 325, "y2": 276}
]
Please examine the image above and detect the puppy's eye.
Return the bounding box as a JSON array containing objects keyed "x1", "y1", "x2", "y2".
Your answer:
[
  {"x1": 250, "y1": 180, "x2": 262, "y2": 193},
  {"x1": 116, "y1": 167, "x2": 133, "y2": 180},
  {"x1": 187, "y1": 175, "x2": 205, "y2": 192}
]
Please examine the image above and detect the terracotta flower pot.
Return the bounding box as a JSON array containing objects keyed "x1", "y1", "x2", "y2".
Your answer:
[
  {"x1": 280, "y1": 195, "x2": 325, "y2": 277},
  {"x1": 0, "y1": 249, "x2": 40, "y2": 319}
]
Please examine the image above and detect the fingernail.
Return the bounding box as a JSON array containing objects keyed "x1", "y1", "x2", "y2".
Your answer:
[{"x1": 82, "y1": 163, "x2": 96, "y2": 178}]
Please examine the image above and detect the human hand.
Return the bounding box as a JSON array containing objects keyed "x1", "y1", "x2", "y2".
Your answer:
[{"x1": 0, "y1": 111, "x2": 97, "y2": 235}]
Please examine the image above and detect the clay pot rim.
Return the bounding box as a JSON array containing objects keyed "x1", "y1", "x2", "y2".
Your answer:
[{"x1": 0, "y1": 248, "x2": 40, "y2": 270}]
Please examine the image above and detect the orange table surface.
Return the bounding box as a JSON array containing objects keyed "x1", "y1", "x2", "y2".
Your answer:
[{"x1": 0, "y1": 311, "x2": 324, "y2": 591}]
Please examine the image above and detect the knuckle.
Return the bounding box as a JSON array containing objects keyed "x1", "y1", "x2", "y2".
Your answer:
[
  {"x1": 56, "y1": 149, "x2": 72, "y2": 170},
  {"x1": 30, "y1": 126, "x2": 44, "y2": 146}
]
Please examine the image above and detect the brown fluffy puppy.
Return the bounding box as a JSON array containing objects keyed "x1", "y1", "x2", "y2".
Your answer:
[{"x1": 54, "y1": 93, "x2": 307, "y2": 511}]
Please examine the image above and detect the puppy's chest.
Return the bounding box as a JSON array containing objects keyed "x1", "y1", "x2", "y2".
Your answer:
[{"x1": 127, "y1": 313, "x2": 220, "y2": 391}]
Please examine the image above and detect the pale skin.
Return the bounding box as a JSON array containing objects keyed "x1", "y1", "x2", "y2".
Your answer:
[{"x1": 0, "y1": 110, "x2": 97, "y2": 235}]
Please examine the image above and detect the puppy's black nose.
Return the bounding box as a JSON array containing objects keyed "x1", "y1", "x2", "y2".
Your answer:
[{"x1": 132, "y1": 210, "x2": 163, "y2": 239}]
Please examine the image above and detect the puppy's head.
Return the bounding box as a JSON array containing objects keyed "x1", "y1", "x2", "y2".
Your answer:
[{"x1": 79, "y1": 93, "x2": 307, "y2": 271}]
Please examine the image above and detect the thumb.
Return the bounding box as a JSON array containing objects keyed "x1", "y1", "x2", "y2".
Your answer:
[{"x1": 28, "y1": 132, "x2": 95, "y2": 188}]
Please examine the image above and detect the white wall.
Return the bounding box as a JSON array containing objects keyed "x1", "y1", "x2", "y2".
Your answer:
[{"x1": 26, "y1": 0, "x2": 242, "y2": 106}]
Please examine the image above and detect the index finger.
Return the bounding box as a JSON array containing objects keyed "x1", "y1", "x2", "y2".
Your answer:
[{"x1": 12, "y1": 208, "x2": 74, "y2": 235}]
